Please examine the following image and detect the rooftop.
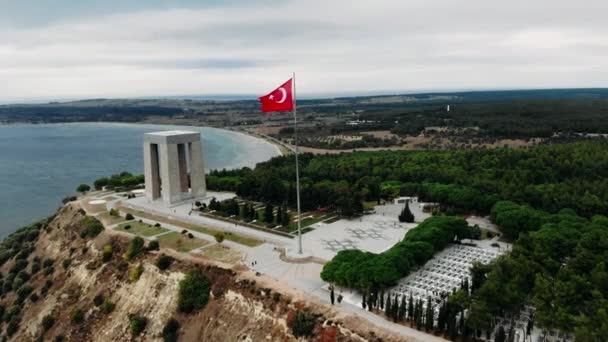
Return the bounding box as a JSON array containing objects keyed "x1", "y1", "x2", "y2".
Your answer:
[{"x1": 145, "y1": 130, "x2": 198, "y2": 136}]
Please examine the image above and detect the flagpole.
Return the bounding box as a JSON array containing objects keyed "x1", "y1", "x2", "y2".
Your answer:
[{"x1": 293, "y1": 72, "x2": 303, "y2": 254}]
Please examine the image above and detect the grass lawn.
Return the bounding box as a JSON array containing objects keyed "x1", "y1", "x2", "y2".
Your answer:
[
  {"x1": 98, "y1": 212, "x2": 126, "y2": 226},
  {"x1": 198, "y1": 244, "x2": 242, "y2": 264},
  {"x1": 115, "y1": 221, "x2": 169, "y2": 237},
  {"x1": 156, "y1": 232, "x2": 210, "y2": 252},
  {"x1": 119, "y1": 206, "x2": 263, "y2": 247}
]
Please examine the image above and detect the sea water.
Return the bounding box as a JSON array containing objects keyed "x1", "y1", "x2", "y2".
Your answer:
[{"x1": 0, "y1": 122, "x2": 280, "y2": 236}]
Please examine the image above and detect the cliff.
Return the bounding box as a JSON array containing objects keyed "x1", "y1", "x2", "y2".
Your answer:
[{"x1": 0, "y1": 203, "x2": 407, "y2": 342}]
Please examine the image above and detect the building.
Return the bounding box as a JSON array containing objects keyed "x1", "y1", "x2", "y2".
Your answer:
[{"x1": 143, "y1": 131, "x2": 206, "y2": 205}]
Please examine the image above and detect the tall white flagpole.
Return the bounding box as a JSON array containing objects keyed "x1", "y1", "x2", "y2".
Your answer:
[{"x1": 293, "y1": 72, "x2": 303, "y2": 254}]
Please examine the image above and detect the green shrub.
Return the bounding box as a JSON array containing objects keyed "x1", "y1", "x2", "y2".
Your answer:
[
  {"x1": 109, "y1": 208, "x2": 119, "y2": 217},
  {"x1": 214, "y1": 232, "x2": 225, "y2": 243},
  {"x1": 93, "y1": 294, "x2": 104, "y2": 307},
  {"x1": 123, "y1": 237, "x2": 145, "y2": 261},
  {"x1": 42, "y1": 315, "x2": 55, "y2": 332},
  {"x1": 16, "y1": 284, "x2": 33, "y2": 302},
  {"x1": 162, "y1": 318, "x2": 180, "y2": 342},
  {"x1": 31, "y1": 261, "x2": 41, "y2": 274},
  {"x1": 43, "y1": 259, "x2": 53, "y2": 268},
  {"x1": 76, "y1": 184, "x2": 91, "y2": 194},
  {"x1": 3, "y1": 305, "x2": 20, "y2": 322},
  {"x1": 147, "y1": 240, "x2": 160, "y2": 251},
  {"x1": 7, "y1": 317, "x2": 20, "y2": 336},
  {"x1": 178, "y1": 268, "x2": 210, "y2": 313},
  {"x1": 291, "y1": 311, "x2": 316, "y2": 338},
  {"x1": 102, "y1": 299, "x2": 115, "y2": 313},
  {"x1": 30, "y1": 292, "x2": 39, "y2": 302},
  {"x1": 102, "y1": 244, "x2": 113, "y2": 262},
  {"x1": 44, "y1": 265, "x2": 54, "y2": 276},
  {"x1": 129, "y1": 264, "x2": 144, "y2": 282},
  {"x1": 70, "y1": 308, "x2": 84, "y2": 324},
  {"x1": 125, "y1": 213, "x2": 135, "y2": 220},
  {"x1": 80, "y1": 217, "x2": 104, "y2": 238},
  {"x1": 156, "y1": 255, "x2": 173, "y2": 270},
  {"x1": 129, "y1": 314, "x2": 147, "y2": 336}
]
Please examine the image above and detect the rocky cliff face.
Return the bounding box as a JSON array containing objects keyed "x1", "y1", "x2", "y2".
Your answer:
[{"x1": 0, "y1": 203, "x2": 407, "y2": 342}]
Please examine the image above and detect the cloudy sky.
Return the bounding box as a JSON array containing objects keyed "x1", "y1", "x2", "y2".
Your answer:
[{"x1": 1, "y1": 0, "x2": 606, "y2": 102}]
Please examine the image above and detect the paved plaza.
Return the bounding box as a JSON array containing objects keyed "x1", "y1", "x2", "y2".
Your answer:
[{"x1": 297, "y1": 202, "x2": 431, "y2": 260}]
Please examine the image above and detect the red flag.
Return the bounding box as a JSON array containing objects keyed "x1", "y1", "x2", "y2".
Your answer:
[{"x1": 259, "y1": 78, "x2": 294, "y2": 112}]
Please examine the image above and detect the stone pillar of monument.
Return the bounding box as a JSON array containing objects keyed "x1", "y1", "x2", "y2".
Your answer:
[
  {"x1": 143, "y1": 131, "x2": 206, "y2": 205},
  {"x1": 189, "y1": 140, "x2": 206, "y2": 198}
]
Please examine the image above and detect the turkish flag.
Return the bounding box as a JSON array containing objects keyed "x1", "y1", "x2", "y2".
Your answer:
[{"x1": 259, "y1": 78, "x2": 294, "y2": 112}]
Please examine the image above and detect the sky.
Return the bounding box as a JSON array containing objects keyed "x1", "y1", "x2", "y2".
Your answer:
[{"x1": 0, "y1": 0, "x2": 607, "y2": 102}]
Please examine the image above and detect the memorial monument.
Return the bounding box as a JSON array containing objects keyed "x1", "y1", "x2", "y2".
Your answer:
[{"x1": 143, "y1": 131, "x2": 206, "y2": 205}]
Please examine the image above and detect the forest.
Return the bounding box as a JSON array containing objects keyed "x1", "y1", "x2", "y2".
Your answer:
[
  {"x1": 207, "y1": 139, "x2": 608, "y2": 219},
  {"x1": 207, "y1": 140, "x2": 608, "y2": 340}
]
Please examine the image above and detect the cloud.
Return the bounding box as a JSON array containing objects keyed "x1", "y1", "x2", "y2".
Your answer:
[{"x1": 0, "y1": 0, "x2": 607, "y2": 101}]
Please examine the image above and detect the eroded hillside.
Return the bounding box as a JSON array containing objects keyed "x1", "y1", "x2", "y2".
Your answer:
[{"x1": 0, "y1": 203, "x2": 407, "y2": 342}]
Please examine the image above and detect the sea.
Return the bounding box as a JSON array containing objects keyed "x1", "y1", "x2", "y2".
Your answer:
[{"x1": 0, "y1": 122, "x2": 280, "y2": 237}]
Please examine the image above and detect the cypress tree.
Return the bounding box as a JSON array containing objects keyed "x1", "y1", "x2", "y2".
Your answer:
[
  {"x1": 242, "y1": 204, "x2": 249, "y2": 219},
  {"x1": 330, "y1": 286, "x2": 335, "y2": 305},
  {"x1": 398, "y1": 202, "x2": 415, "y2": 223},
  {"x1": 379, "y1": 290, "x2": 385, "y2": 310},
  {"x1": 249, "y1": 204, "x2": 256, "y2": 221},
  {"x1": 495, "y1": 326, "x2": 506, "y2": 342},
  {"x1": 408, "y1": 293, "x2": 414, "y2": 320},
  {"x1": 362, "y1": 292, "x2": 367, "y2": 310},
  {"x1": 385, "y1": 292, "x2": 392, "y2": 317},
  {"x1": 425, "y1": 296, "x2": 434, "y2": 331},
  {"x1": 277, "y1": 206, "x2": 283, "y2": 225},
  {"x1": 398, "y1": 295, "x2": 407, "y2": 321},
  {"x1": 367, "y1": 291, "x2": 374, "y2": 311},
  {"x1": 391, "y1": 295, "x2": 399, "y2": 321},
  {"x1": 264, "y1": 203, "x2": 274, "y2": 223}
]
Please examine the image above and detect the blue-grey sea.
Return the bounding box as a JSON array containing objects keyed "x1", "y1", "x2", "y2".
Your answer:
[{"x1": 0, "y1": 122, "x2": 280, "y2": 237}]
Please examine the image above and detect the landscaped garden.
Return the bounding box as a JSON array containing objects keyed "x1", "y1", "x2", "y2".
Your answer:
[{"x1": 115, "y1": 221, "x2": 169, "y2": 237}]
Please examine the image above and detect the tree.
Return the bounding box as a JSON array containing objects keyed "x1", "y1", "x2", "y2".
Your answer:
[
  {"x1": 162, "y1": 318, "x2": 180, "y2": 342},
  {"x1": 398, "y1": 202, "x2": 415, "y2": 223},
  {"x1": 214, "y1": 232, "x2": 225, "y2": 244},
  {"x1": 129, "y1": 314, "x2": 147, "y2": 336},
  {"x1": 398, "y1": 295, "x2": 407, "y2": 321},
  {"x1": 385, "y1": 292, "x2": 392, "y2": 317},
  {"x1": 147, "y1": 240, "x2": 160, "y2": 251},
  {"x1": 330, "y1": 285, "x2": 335, "y2": 305},
  {"x1": 124, "y1": 236, "x2": 145, "y2": 261},
  {"x1": 71, "y1": 308, "x2": 84, "y2": 324},
  {"x1": 264, "y1": 203, "x2": 274, "y2": 223},
  {"x1": 76, "y1": 184, "x2": 91, "y2": 194},
  {"x1": 156, "y1": 254, "x2": 173, "y2": 270},
  {"x1": 425, "y1": 297, "x2": 434, "y2": 331},
  {"x1": 292, "y1": 311, "x2": 315, "y2": 338},
  {"x1": 178, "y1": 268, "x2": 210, "y2": 313},
  {"x1": 362, "y1": 292, "x2": 367, "y2": 310},
  {"x1": 277, "y1": 206, "x2": 284, "y2": 225},
  {"x1": 408, "y1": 293, "x2": 414, "y2": 320},
  {"x1": 249, "y1": 204, "x2": 256, "y2": 221},
  {"x1": 495, "y1": 326, "x2": 506, "y2": 342},
  {"x1": 282, "y1": 210, "x2": 291, "y2": 227},
  {"x1": 41, "y1": 315, "x2": 55, "y2": 332}
]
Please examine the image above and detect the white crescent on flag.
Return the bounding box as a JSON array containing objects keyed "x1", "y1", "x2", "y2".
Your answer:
[{"x1": 276, "y1": 87, "x2": 287, "y2": 103}]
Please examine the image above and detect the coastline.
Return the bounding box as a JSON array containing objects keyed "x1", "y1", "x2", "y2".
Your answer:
[{"x1": 0, "y1": 122, "x2": 280, "y2": 235}]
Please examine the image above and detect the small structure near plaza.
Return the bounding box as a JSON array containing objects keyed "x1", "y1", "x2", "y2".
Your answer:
[{"x1": 143, "y1": 131, "x2": 206, "y2": 205}]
